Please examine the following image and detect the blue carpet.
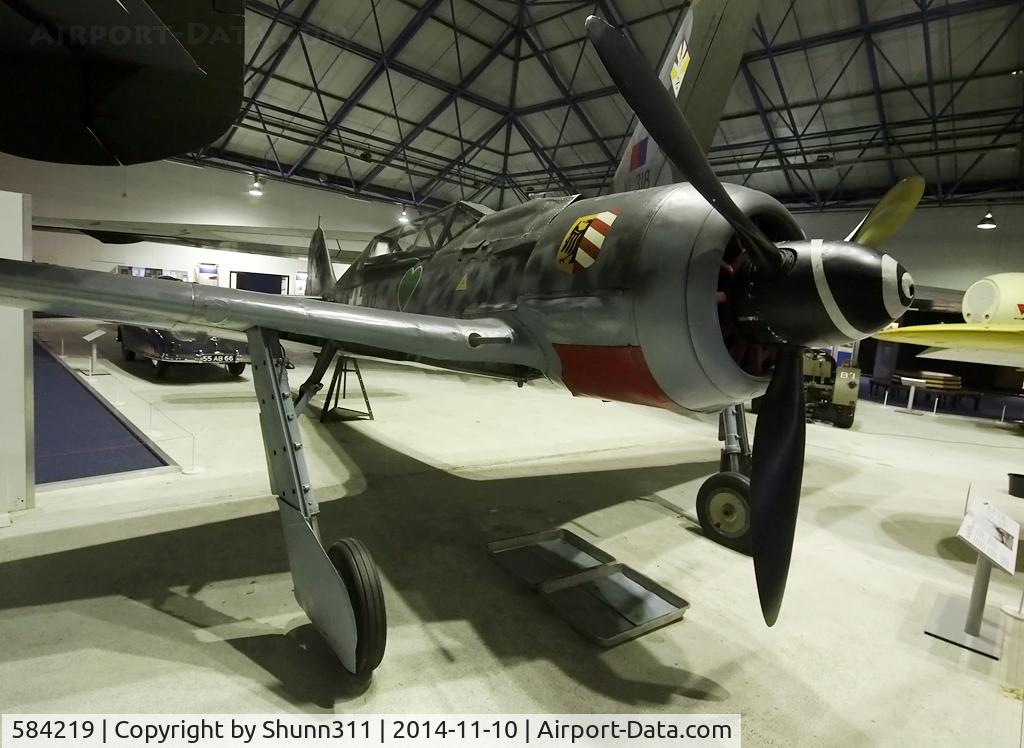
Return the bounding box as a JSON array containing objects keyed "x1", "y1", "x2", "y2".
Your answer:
[{"x1": 34, "y1": 342, "x2": 168, "y2": 483}]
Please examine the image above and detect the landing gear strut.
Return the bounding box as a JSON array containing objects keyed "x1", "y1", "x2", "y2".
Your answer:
[
  {"x1": 248, "y1": 328, "x2": 386, "y2": 677},
  {"x1": 696, "y1": 404, "x2": 753, "y2": 555}
]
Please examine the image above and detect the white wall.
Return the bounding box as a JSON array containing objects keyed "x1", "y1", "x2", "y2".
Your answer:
[
  {"x1": 0, "y1": 154, "x2": 401, "y2": 285},
  {"x1": 797, "y1": 202, "x2": 1024, "y2": 291},
  {"x1": 3, "y1": 151, "x2": 1016, "y2": 294},
  {"x1": 0, "y1": 191, "x2": 33, "y2": 514}
]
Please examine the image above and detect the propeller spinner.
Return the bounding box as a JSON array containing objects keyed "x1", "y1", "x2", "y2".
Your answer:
[{"x1": 585, "y1": 15, "x2": 922, "y2": 625}]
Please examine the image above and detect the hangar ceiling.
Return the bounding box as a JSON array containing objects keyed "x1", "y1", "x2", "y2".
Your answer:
[{"x1": 188, "y1": 0, "x2": 1024, "y2": 214}]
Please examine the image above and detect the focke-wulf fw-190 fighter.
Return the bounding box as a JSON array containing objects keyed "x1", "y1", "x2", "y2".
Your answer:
[{"x1": 0, "y1": 6, "x2": 923, "y2": 678}]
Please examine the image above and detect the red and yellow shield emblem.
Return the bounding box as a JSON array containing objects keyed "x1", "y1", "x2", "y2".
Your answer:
[{"x1": 555, "y1": 210, "x2": 621, "y2": 275}]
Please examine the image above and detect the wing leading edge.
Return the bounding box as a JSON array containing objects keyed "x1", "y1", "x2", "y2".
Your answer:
[
  {"x1": 0, "y1": 258, "x2": 544, "y2": 369},
  {"x1": 875, "y1": 323, "x2": 1024, "y2": 349},
  {"x1": 874, "y1": 323, "x2": 1024, "y2": 368}
]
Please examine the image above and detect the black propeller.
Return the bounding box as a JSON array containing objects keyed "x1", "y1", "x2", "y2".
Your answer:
[
  {"x1": 583, "y1": 14, "x2": 925, "y2": 629},
  {"x1": 587, "y1": 14, "x2": 922, "y2": 626},
  {"x1": 586, "y1": 14, "x2": 807, "y2": 624},
  {"x1": 584, "y1": 15, "x2": 785, "y2": 272},
  {"x1": 748, "y1": 348, "x2": 805, "y2": 625}
]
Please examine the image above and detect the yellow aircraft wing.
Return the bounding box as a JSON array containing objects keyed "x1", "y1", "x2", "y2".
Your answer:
[
  {"x1": 874, "y1": 323, "x2": 1024, "y2": 368},
  {"x1": 874, "y1": 323, "x2": 1024, "y2": 349}
]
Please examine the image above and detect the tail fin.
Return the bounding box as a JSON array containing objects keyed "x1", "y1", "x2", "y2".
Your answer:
[
  {"x1": 612, "y1": 0, "x2": 763, "y2": 193},
  {"x1": 305, "y1": 224, "x2": 336, "y2": 298}
]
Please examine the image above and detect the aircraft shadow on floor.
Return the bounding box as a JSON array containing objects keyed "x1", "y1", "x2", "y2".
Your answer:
[{"x1": 0, "y1": 418, "x2": 740, "y2": 709}]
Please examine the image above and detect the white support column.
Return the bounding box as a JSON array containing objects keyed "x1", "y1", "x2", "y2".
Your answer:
[{"x1": 0, "y1": 191, "x2": 33, "y2": 517}]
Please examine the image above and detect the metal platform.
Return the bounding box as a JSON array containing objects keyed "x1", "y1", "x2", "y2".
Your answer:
[
  {"x1": 925, "y1": 593, "x2": 1005, "y2": 660},
  {"x1": 488, "y1": 528, "x2": 614, "y2": 588},
  {"x1": 489, "y1": 529, "x2": 688, "y2": 647},
  {"x1": 540, "y1": 563, "x2": 688, "y2": 647}
]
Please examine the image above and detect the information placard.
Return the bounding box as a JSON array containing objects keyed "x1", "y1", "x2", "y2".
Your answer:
[{"x1": 958, "y1": 496, "x2": 1020, "y2": 575}]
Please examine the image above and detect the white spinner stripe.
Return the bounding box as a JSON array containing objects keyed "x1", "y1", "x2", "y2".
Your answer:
[
  {"x1": 810, "y1": 239, "x2": 865, "y2": 340},
  {"x1": 880, "y1": 254, "x2": 904, "y2": 319},
  {"x1": 583, "y1": 226, "x2": 606, "y2": 248},
  {"x1": 596, "y1": 211, "x2": 618, "y2": 225}
]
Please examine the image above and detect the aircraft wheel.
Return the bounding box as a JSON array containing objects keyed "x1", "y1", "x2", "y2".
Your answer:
[
  {"x1": 327, "y1": 538, "x2": 387, "y2": 677},
  {"x1": 696, "y1": 472, "x2": 753, "y2": 556},
  {"x1": 227, "y1": 362, "x2": 246, "y2": 377},
  {"x1": 122, "y1": 341, "x2": 136, "y2": 362}
]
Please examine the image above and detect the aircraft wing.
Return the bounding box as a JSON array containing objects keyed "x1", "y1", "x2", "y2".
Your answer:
[
  {"x1": 874, "y1": 323, "x2": 1024, "y2": 368},
  {"x1": 34, "y1": 217, "x2": 375, "y2": 262},
  {"x1": 0, "y1": 258, "x2": 543, "y2": 369},
  {"x1": 917, "y1": 347, "x2": 1024, "y2": 369}
]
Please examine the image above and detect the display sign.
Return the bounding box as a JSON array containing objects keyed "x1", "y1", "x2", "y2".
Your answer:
[
  {"x1": 958, "y1": 497, "x2": 1020, "y2": 575},
  {"x1": 196, "y1": 263, "x2": 219, "y2": 286}
]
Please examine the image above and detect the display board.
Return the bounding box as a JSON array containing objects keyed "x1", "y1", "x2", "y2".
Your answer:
[
  {"x1": 958, "y1": 497, "x2": 1020, "y2": 575},
  {"x1": 115, "y1": 266, "x2": 189, "y2": 281},
  {"x1": 230, "y1": 271, "x2": 289, "y2": 295},
  {"x1": 196, "y1": 263, "x2": 219, "y2": 286}
]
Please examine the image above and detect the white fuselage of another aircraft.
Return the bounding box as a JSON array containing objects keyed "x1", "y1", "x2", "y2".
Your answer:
[
  {"x1": 960, "y1": 273, "x2": 1024, "y2": 325},
  {"x1": 875, "y1": 272, "x2": 1024, "y2": 368}
]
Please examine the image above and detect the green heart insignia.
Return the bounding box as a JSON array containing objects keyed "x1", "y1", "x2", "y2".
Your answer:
[{"x1": 398, "y1": 264, "x2": 423, "y2": 311}]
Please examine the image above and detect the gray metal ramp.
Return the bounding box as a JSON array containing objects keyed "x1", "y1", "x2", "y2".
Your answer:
[{"x1": 489, "y1": 529, "x2": 688, "y2": 647}]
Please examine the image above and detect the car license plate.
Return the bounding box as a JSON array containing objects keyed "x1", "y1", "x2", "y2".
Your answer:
[{"x1": 201, "y1": 354, "x2": 235, "y2": 363}]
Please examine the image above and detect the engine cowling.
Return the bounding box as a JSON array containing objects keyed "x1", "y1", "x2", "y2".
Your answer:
[
  {"x1": 517, "y1": 183, "x2": 803, "y2": 413},
  {"x1": 517, "y1": 182, "x2": 914, "y2": 413}
]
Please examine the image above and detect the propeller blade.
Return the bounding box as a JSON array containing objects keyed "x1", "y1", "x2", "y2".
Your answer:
[
  {"x1": 845, "y1": 176, "x2": 926, "y2": 247},
  {"x1": 585, "y1": 15, "x2": 784, "y2": 271},
  {"x1": 749, "y1": 347, "x2": 806, "y2": 626}
]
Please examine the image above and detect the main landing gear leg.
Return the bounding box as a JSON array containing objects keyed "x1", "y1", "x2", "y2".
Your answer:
[
  {"x1": 696, "y1": 404, "x2": 753, "y2": 555},
  {"x1": 247, "y1": 328, "x2": 386, "y2": 677}
]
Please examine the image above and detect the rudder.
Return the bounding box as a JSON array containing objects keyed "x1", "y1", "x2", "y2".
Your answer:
[{"x1": 611, "y1": 0, "x2": 763, "y2": 194}]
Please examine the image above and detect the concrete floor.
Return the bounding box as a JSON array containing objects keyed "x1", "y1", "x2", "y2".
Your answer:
[{"x1": 3, "y1": 318, "x2": 1024, "y2": 745}]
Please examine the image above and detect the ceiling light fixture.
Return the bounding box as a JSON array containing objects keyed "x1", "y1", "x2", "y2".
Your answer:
[
  {"x1": 398, "y1": 208, "x2": 409, "y2": 224},
  {"x1": 248, "y1": 175, "x2": 264, "y2": 197},
  {"x1": 977, "y1": 209, "x2": 997, "y2": 230}
]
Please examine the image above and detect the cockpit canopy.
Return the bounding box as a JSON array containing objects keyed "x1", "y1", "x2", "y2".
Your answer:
[{"x1": 365, "y1": 201, "x2": 489, "y2": 259}]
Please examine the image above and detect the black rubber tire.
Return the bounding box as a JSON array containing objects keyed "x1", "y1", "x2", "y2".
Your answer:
[
  {"x1": 226, "y1": 362, "x2": 246, "y2": 377},
  {"x1": 696, "y1": 472, "x2": 753, "y2": 555},
  {"x1": 833, "y1": 407, "x2": 855, "y2": 429},
  {"x1": 122, "y1": 343, "x2": 136, "y2": 362},
  {"x1": 327, "y1": 538, "x2": 387, "y2": 677},
  {"x1": 152, "y1": 359, "x2": 169, "y2": 379}
]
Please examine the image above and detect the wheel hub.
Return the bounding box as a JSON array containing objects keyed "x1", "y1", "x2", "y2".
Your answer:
[{"x1": 708, "y1": 489, "x2": 750, "y2": 539}]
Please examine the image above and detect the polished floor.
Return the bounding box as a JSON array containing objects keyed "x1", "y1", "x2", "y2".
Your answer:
[{"x1": 2, "y1": 319, "x2": 1023, "y2": 746}]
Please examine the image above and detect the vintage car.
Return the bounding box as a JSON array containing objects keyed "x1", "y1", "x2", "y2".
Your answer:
[{"x1": 116, "y1": 277, "x2": 250, "y2": 378}]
